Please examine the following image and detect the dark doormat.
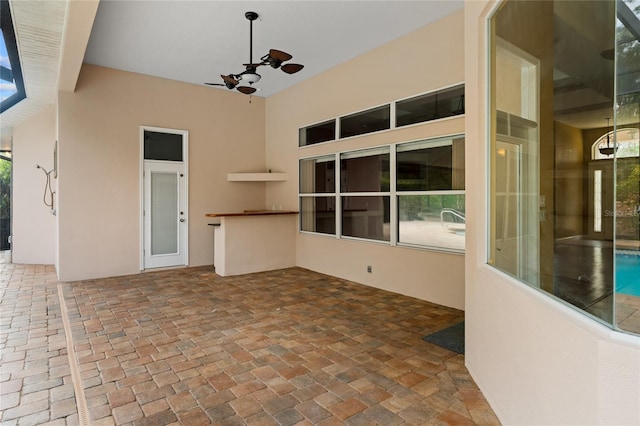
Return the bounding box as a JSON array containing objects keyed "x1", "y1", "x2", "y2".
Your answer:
[{"x1": 423, "y1": 321, "x2": 465, "y2": 354}]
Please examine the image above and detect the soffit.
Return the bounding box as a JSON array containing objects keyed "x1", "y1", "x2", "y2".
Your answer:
[{"x1": 0, "y1": 0, "x2": 67, "y2": 133}]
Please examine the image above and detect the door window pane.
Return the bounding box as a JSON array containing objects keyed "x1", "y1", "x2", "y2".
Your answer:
[
  {"x1": 151, "y1": 172, "x2": 178, "y2": 255},
  {"x1": 594, "y1": 170, "x2": 602, "y2": 233}
]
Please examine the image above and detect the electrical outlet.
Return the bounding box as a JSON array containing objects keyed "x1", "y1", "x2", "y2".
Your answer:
[{"x1": 367, "y1": 265, "x2": 372, "y2": 273}]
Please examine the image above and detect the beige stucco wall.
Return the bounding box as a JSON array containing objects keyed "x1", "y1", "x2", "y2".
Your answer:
[
  {"x1": 57, "y1": 64, "x2": 266, "y2": 281},
  {"x1": 554, "y1": 121, "x2": 585, "y2": 238},
  {"x1": 12, "y1": 105, "x2": 57, "y2": 265},
  {"x1": 265, "y1": 10, "x2": 466, "y2": 309},
  {"x1": 465, "y1": 1, "x2": 640, "y2": 424}
]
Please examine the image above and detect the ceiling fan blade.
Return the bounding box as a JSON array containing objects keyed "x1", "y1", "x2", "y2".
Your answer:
[
  {"x1": 269, "y1": 49, "x2": 292, "y2": 62},
  {"x1": 221, "y1": 74, "x2": 239, "y2": 85},
  {"x1": 204, "y1": 82, "x2": 225, "y2": 86},
  {"x1": 237, "y1": 86, "x2": 257, "y2": 95},
  {"x1": 281, "y1": 63, "x2": 304, "y2": 74}
]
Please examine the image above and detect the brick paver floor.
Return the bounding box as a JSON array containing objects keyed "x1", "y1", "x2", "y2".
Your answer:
[
  {"x1": 1, "y1": 263, "x2": 500, "y2": 425},
  {"x1": 0, "y1": 263, "x2": 78, "y2": 425}
]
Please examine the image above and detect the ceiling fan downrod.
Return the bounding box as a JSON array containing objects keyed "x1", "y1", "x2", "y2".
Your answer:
[
  {"x1": 242, "y1": 11, "x2": 260, "y2": 85},
  {"x1": 246, "y1": 11, "x2": 258, "y2": 66}
]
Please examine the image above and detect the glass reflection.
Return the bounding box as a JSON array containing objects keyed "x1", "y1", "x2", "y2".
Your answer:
[{"x1": 488, "y1": 0, "x2": 640, "y2": 331}]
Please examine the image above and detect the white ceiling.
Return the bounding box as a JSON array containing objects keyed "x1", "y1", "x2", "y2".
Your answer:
[{"x1": 83, "y1": 0, "x2": 464, "y2": 98}]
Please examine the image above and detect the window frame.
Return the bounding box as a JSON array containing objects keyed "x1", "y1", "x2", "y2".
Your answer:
[
  {"x1": 339, "y1": 146, "x2": 391, "y2": 243},
  {"x1": 0, "y1": 0, "x2": 26, "y2": 113},
  {"x1": 297, "y1": 83, "x2": 465, "y2": 148},
  {"x1": 299, "y1": 156, "x2": 338, "y2": 236},
  {"x1": 298, "y1": 119, "x2": 337, "y2": 147},
  {"x1": 395, "y1": 136, "x2": 466, "y2": 252},
  {"x1": 298, "y1": 133, "x2": 466, "y2": 254},
  {"x1": 339, "y1": 104, "x2": 391, "y2": 139},
  {"x1": 395, "y1": 84, "x2": 465, "y2": 128}
]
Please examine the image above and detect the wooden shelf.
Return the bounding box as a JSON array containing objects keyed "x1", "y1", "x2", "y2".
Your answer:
[
  {"x1": 227, "y1": 173, "x2": 287, "y2": 182},
  {"x1": 206, "y1": 210, "x2": 298, "y2": 218}
]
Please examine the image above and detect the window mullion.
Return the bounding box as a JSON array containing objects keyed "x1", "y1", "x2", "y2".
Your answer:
[
  {"x1": 335, "y1": 153, "x2": 341, "y2": 239},
  {"x1": 390, "y1": 146, "x2": 397, "y2": 245}
]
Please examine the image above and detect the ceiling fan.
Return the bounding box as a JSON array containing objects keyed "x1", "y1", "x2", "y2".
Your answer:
[{"x1": 205, "y1": 11, "x2": 304, "y2": 95}]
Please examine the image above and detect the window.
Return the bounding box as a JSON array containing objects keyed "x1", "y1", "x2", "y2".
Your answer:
[
  {"x1": 396, "y1": 85, "x2": 465, "y2": 127},
  {"x1": 299, "y1": 136, "x2": 465, "y2": 252},
  {"x1": 489, "y1": 0, "x2": 640, "y2": 336},
  {"x1": 299, "y1": 119, "x2": 336, "y2": 147},
  {"x1": 299, "y1": 156, "x2": 336, "y2": 235},
  {"x1": 397, "y1": 136, "x2": 465, "y2": 251},
  {"x1": 144, "y1": 131, "x2": 184, "y2": 161},
  {"x1": 340, "y1": 148, "x2": 390, "y2": 241},
  {"x1": 340, "y1": 105, "x2": 390, "y2": 138},
  {"x1": 1, "y1": 0, "x2": 26, "y2": 113},
  {"x1": 298, "y1": 86, "x2": 464, "y2": 147},
  {"x1": 592, "y1": 128, "x2": 640, "y2": 160}
]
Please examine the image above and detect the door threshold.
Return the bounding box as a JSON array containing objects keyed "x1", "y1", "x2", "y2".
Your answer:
[{"x1": 142, "y1": 265, "x2": 188, "y2": 273}]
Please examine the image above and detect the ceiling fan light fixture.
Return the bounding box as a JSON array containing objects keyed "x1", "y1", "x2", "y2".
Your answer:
[
  {"x1": 242, "y1": 72, "x2": 261, "y2": 84},
  {"x1": 237, "y1": 86, "x2": 257, "y2": 95}
]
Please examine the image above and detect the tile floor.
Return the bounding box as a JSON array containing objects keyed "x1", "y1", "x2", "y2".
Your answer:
[{"x1": 1, "y1": 261, "x2": 500, "y2": 425}]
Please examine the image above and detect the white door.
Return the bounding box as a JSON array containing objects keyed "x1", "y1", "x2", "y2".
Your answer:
[
  {"x1": 494, "y1": 138, "x2": 539, "y2": 285},
  {"x1": 494, "y1": 140, "x2": 522, "y2": 278},
  {"x1": 143, "y1": 162, "x2": 187, "y2": 268},
  {"x1": 141, "y1": 126, "x2": 188, "y2": 270}
]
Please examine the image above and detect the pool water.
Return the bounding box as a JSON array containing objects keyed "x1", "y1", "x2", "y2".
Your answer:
[{"x1": 616, "y1": 253, "x2": 640, "y2": 296}]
